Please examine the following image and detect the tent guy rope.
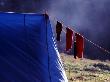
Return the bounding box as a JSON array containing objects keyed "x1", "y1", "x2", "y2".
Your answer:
[
  {"x1": 48, "y1": 12, "x2": 110, "y2": 55},
  {"x1": 62, "y1": 27, "x2": 110, "y2": 55}
]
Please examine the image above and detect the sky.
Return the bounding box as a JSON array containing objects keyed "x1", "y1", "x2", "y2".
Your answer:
[
  {"x1": 0, "y1": 0, "x2": 110, "y2": 60},
  {"x1": 48, "y1": 0, "x2": 110, "y2": 60}
]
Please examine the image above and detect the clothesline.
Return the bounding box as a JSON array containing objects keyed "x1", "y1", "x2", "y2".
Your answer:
[
  {"x1": 62, "y1": 27, "x2": 110, "y2": 55},
  {"x1": 84, "y1": 37, "x2": 110, "y2": 54},
  {"x1": 51, "y1": 13, "x2": 110, "y2": 55}
]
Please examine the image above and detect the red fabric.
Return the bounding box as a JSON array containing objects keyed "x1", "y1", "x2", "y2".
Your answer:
[
  {"x1": 66, "y1": 28, "x2": 74, "y2": 51},
  {"x1": 75, "y1": 33, "x2": 84, "y2": 58}
]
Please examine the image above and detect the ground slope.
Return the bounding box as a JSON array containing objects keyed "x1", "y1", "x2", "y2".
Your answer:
[{"x1": 60, "y1": 53, "x2": 110, "y2": 82}]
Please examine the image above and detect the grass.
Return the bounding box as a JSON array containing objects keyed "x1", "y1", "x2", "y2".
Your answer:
[{"x1": 60, "y1": 53, "x2": 110, "y2": 82}]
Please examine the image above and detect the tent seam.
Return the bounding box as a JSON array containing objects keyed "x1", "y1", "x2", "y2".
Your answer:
[{"x1": 45, "y1": 14, "x2": 52, "y2": 82}]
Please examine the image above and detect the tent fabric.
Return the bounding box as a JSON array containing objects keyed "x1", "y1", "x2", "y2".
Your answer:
[
  {"x1": 75, "y1": 33, "x2": 84, "y2": 58},
  {"x1": 66, "y1": 28, "x2": 74, "y2": 51},
  {"x1": 0, "y1": 12, "x2": 68, "y2": 82}
]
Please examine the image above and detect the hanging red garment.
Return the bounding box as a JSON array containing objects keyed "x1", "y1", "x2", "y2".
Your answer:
[
  {"x1": 75, "y1": 33, "x2": 84, "y2": 58},
  {"x1": 66, "y1": 28, "x2": 74, "y2": 51},
  {"x1": 56, "y1": 21, "x2": 63, "y2": 41}
]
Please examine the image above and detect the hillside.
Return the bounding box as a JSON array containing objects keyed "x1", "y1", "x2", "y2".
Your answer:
[{"x1": 60, "y1": 53, "x2": 110, "y2": 82}]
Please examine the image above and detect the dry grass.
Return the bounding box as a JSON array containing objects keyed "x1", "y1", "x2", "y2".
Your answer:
[{"x1": 60, "y1": 53, "x2": 110, "y2": 82}]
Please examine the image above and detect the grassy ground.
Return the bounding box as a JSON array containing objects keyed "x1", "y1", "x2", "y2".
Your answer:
[{"x1": 60, "y1": 53, "x2": 110, "y2": 82}]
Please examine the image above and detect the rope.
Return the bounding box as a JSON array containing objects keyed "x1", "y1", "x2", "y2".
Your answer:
[
  {"x1": 52, "y1": 13, "x2": 110, "y2": 55},
  {"x1": 62, "y1": 29, "x2": 66, "y2": 33},
  {"x1": 62, "y1": 27, "x2": 110, "y2": 55},
  {"x1": 84, "y1": 37, "x2": 110, "y2": 54}
]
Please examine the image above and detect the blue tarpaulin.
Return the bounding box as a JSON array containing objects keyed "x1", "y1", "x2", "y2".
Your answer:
[{"x1": 0, "y1": 12, "x2": 67, "y2": 82}]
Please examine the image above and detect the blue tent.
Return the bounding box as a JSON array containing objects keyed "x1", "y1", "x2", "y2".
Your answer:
[{"x1": 0, "y1": 12, "x2": 68, "y2": 82}]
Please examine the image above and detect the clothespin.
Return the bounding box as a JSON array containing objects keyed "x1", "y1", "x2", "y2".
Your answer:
[{"x1": 43, "y1": 10, "x2": 49, "y2": 19}]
